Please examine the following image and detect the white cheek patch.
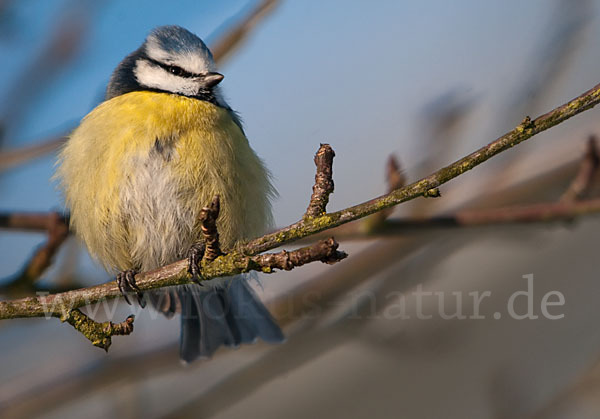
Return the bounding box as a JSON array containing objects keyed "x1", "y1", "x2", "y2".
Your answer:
[
  {"x1": 145, "y1": 39, "x2": 215, "y2": 74},
  {"x1": 134, "y1": 60, "x2": 200, "y2": 96}
]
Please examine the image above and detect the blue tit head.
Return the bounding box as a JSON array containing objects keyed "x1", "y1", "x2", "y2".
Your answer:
[{"x1": 105, "y1": 25, "x2": 225, "y2": 103}]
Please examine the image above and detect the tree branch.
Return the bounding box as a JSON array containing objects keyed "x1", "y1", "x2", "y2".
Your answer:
[
  {"x1": 210, "y1": 0, "x2": 281, "y2": 64},
  {"x1": 305, "y1": 143, "x2": 335, "y2": 217},
  {"x1": 361, "y1": 154, "x2": 406, "y2": 232},
  {"x1": 60, "y1": 310, "x2": 134, "y2": 351},
  {"x1": 303, "y1": 137, "x2": 600, "y2": 240},
  {"x1": 243, "y1": 83, "x2": 600, "y2": 254},
  {"x1": 1, "y1": 212, "x2": 70, "y2": 296},
  {"x1": 323, "y1": 198, "x2": 600, "y2": 239},
  {"x1": 199, "y1": 195, "x2": 223, "y2": 261},
  {"x1": 0, "y1": 136, "x2": 67, "y2": 172},
  {"x1": 0, "y1": 211, "x2": 69, "y2": 232},
  {"x1": 0, "y1": 0, "x2": 279, "y2": 171},
  {"x1": 2, "y1": 80, "x2": 600, "y2": 322},
  {"x1": 0, "y1": 239, "x2": 346, "y2": 320},
  {"x1": 560, "y1": 134, "x2": 599, "y2": 202}
]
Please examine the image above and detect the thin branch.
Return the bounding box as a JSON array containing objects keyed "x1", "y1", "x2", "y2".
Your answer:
[
  {"x1": 326, "y1": 198, "x2": 600, "y2": 239},
  {"x1": 60, "y1": 309, "x2": 134, "y2": 351},
  {"x1": 0, "y1": 136, "x2": 66, "y2": 172},
  {"x1": 254, "y1": 237, "x2": 346, "y2": 271},
  {"x1": 386, "y1": 155, "x2": 407, "y2": 194},
  {"x1": 199, "y1": 195, "x2": 223, "y2": 261},
  {"x1": 0, "y1": 8, "x2": 89, "y2": 149},
  {"x1": 361, "y1": 154, "x2": 406, "y2": 231},
  {"x1": 305, "y1": 143, "x2": 335, "y2": 217},
  {"x1": 210, "y1": 0, "x2": 281, "y2": 64},
  {"x1": 244, "y1": 85, "x2": 600, "y2": 254},
  {"x1": 1, "y1": 80, "x2": 600, "y2": 321},
  {"x1": 15, "y1": 213, "x2": 69, "y2": 283},
  {"x1": 0, "y1": 157, "x2": 590, "y2": 417},
  {"x1": 0, "y1": 211, "x2": 69, "y2": 232},
  {"x1": 0, "y1": 0, "x2": 279, "y2": 171},
  {"x1": 560, "y1": 134, "x2": 599, "y2": 201},
  {"x1": 303, "y1": 133, "x2": 600, "y2": 241},
  {"x1": 0, "y1": 239, "x2": 346, "y2": 320},
  {"x1": 1, "y1": 212, "x2": 69, "y2": 296}
]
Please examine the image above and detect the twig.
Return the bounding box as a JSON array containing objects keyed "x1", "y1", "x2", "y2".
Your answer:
[
  {"x1": 254, "y1": 237, "x2": 346, "y2": 272},
  {"x1": 0, "y1": 153, "x2": 587, "y2": 418},
  {"x1": 0, "y1": 8, "x2": 89, "y2": 148},
  {"x1": 386, "y1": 155, "x2": 406, "y2": 193},
  {"x1": 245, "y1": 84, "x2": 600, "y2": 255},
  {"x1": 0, "y1": 0, "x2": 278, "y2": 170},
  {"x1": 297, "y1": 143, "x2": 600, "y2": 242},
  {"x1": 0, "y1": 136, "x2": 66, "y2": 172},
  {"x1": 18, "y1": 213, "x2": 69, "y2": 282},
  {"x1": 328, "y1": 198, "x2": 600, "y2": 239},
  {"x1": 305, "y1": 143, "x2": 335, "y2": 217},
  {"x1": 60, "y1": 309, "x2": 134, "y2": 351},
  {"x1": 2, "y1": 80, "x2": 600, "y2": 321},
  {"x1": 199, "y1": 195, "x2": 222, "y2": 261},
  {"x1": 362, "y1": 155, "x2": 406, "y2": 231},
  {"x1": 0, "y1": 211, "x2": 69, "y2": 232},
  {"x1": 560, "y1": 135, "x2": 599, "y2": 201},
  {"x1": 1, "y1": 212, "x2": 69, "y2": 295},
  {"x1": 0, "y1": 239, "x2": 346, "y2": 320},
  {"x1": 210, "y1": 0, "x2": 281, "y2": 64}
]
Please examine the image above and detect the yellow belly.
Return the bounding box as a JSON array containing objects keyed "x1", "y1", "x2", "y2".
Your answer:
[{"x1": 56, "y1": 91, "x2": 274, "y2": 272}]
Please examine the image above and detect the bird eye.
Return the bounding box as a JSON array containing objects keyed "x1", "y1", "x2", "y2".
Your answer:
[{"x1": 168, "y1": 65, "x2": 185, "y2": 77}]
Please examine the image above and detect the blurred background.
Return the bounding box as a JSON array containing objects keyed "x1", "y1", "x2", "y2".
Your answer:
[{"x1": 2, "y1": 0, "x2": 600, "y2": 418}]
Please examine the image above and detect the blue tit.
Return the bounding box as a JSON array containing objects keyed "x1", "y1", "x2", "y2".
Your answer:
[{"x1": 55, "y1": 25, "x2": 283, "y2": 362}]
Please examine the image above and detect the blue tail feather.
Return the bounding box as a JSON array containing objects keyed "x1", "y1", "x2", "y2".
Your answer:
[{"x1": 178, "y1": 278, "x2": 283, "y2": 362}]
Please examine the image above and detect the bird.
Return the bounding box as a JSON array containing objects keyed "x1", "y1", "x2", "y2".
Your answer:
[{"x1": 55, "y1": 25, "x2": 284, "y2": 362}]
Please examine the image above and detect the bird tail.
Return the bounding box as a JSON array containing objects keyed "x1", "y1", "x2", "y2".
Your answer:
[{"x1": 177, "y1": 278, "x2": 284, "y2": 362}]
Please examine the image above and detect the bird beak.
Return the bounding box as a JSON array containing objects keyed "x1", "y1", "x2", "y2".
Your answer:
[{"x1": 201, "y1": 72, "x2": 224, "y2": 88}]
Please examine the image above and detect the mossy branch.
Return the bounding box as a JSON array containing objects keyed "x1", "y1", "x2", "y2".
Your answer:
[
  {"x1": 60, "y1": 310, "x2": 135, "y2": 351},
  {"x1": 242, "y1": 83, "x2": 600, "y2": 254},
  {"x1": 0, "y1": 239, "x2": 346, "y2": 320},
  {"x1": 2, "y1": 80, "x2": 600, "y2": 322}
]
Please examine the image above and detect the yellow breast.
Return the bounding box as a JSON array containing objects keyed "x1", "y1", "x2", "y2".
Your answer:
[{"x1": 56, "y1": 91, "x2": 274, "y2": 271}]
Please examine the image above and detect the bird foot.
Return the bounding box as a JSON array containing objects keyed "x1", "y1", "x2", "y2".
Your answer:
[
  {"x1": 187, "y1": 242, "x2": 206, "y2": 285},
  {"x1": 116, "y1": 269, "x2": 146, "y2": 307}
]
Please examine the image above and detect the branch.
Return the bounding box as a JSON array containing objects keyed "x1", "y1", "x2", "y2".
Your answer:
[
  {"x1": 60, "y1": 309, "x2": 134, "y2": 351},
  {"x1": 326, "y1": 198, "x2": 600, "y2": 239},
  {"x1": 560, "y1": 135, "x2": 599, "y2": 202},
  {"x1": 0, "y1": 10, "x2": 89, "y2": 149},
  {"x1": 0, "y1": 136, "x2": 67, "y2": 172},
  {"x1": 1, "y1": 212, "x2": 69, "y2": 295},
  {"x1": 0, "y1": 0, "x2": 279, "y2": 171},
  {"x1": 0, "y1": 239, "x2": 346, "y2": 320},
  {"x1": 305, "y1": 143, "x2": 335, "y2": 217},
  {"x1": 243, "y1": 83, "x2": 600, "y2": 254},
  {"x1": 304, "y1": 139, "x2": 600, "y2": 240},
  {"x1": 210, "y1": 0, "x2": 281, "y2": 64},
  {"x1": 199, "y1": 195, "x2": 223, "y2": 261},
  {"x1": 254, "y1": 237, "x2": 346, "y2": 271},
  {"x1": 1, "y1": 155, "x2": 589, "y2": 418},
  {"x1": 2, "y1": 80, "x2": 600, "y2": 321},
  {"x1": 0, "y1": 211, "x2": 69, "y2": 232},
  {"x1": 361, "y1": 154, "x2": 406, "y2": 231},
  {"x1": 16, "y1": 212, "x2": 69, "y2": 281}
]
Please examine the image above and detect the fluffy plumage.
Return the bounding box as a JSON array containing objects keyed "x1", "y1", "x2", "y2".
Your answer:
[
  {"x1": 55, "y1": 26, "x2": 283, "y2": 361},
  {"x1": 57, "y1": 92, "x2": 273, "y2": 271}
]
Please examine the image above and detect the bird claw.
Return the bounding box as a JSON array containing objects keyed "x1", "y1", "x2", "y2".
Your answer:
[
  {"x1": 116, "y1": 269, "x2": 146, "y2": 307},
  {"x1": 187, "y1": 242, "x2": 205, "y2": 285}
]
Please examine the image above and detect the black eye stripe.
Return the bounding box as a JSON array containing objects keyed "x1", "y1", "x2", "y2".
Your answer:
[{"x1": 145, "y1": 57, "x2": 198, "y2": 78}]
